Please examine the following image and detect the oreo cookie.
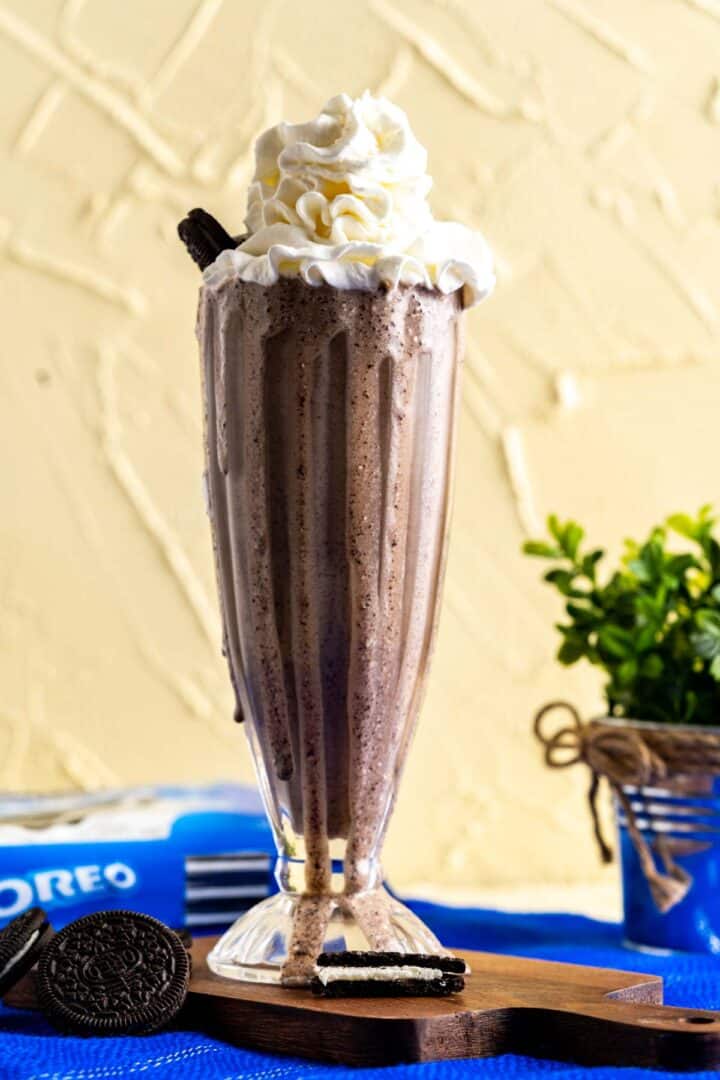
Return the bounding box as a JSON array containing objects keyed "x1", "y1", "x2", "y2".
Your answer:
[
  {"x1": 312, "y1": 951, "x2": 466, "y2": 998},
  {"x1": 177, "y1": 208, "x2": 237, "y2": 271},
  {"x1": 37, "y1": 910, "x2": 190, "y2": 1036},
  {"x1": 0, "y1": 907, "x2": 52, "y2": 997}
]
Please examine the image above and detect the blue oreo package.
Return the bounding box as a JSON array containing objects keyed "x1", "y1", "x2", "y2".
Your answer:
[{"x1": 0, "y1": 783, "x2": 275, "y2": 932}]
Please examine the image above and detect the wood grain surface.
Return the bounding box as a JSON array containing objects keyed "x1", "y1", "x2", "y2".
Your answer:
[{"x1": 183, "y1": 938, "x2": 720, "y2": 1069}]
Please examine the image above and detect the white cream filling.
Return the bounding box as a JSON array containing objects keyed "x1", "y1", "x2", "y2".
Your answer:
[
  {"x1": 0, "y1": 928, "x2": 39, "y2": 979},
  {"x1": 316, "y1": 964, "x2": 445, "y2": 985}
]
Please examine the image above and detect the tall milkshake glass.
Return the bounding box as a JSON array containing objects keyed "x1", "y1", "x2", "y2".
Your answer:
[{"x1": 185, "y1": 93, "x2": 494, "y2": 984}]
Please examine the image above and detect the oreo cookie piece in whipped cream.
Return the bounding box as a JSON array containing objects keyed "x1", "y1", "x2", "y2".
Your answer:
[
  {"x1": 311, "y1": 951, "x2": 466, "y2": 998},
  {"x1": 0, "y1": 907, "x2": 53, "y2": 997},
  {"x1": 177, "y1": 208, "x2": 237, "y2": 271}
]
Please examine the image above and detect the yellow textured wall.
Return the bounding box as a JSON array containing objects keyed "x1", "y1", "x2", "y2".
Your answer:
[{"x1": 3, "y1": 0, "x2": 720, "y2": 890}]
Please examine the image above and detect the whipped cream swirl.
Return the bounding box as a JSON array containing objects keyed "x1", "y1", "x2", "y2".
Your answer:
[{"x1": 204, "y1": 92, "x2": 494, "y2": 307}]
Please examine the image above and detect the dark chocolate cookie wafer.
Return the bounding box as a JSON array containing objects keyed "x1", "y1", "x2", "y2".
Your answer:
[
  {"x1": 312, "y1": 951, "x2": 466, "y2": 998},
  {"x1": 317, "y1": 951, "x2": 467, "y2": 973},
  {"x1": 178, "y1": 208, "x2": 237, "y2": 270},
  {"x1": 37, "y1": 911, "x2": 190, "y2": 1036},
  {"x1": 0, "y1": 907, "x2": 53, "y2": 997},
  {"x1": 172, "y1": 927, "x2": 193, "y2": 975}
]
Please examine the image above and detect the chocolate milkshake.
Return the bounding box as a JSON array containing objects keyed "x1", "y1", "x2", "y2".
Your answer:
[{"x1": 183, "y1": 92, "x2": 494, "y2": 984}]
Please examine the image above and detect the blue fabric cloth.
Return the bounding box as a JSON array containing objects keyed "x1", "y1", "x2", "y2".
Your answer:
[{"x1": 4, "y1": 900, "x2": 720, "y2": 1079}]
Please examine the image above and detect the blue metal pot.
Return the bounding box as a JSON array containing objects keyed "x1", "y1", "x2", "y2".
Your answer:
[{"x1": 615, "y1": 719, "x2": 720, "y2": 954}]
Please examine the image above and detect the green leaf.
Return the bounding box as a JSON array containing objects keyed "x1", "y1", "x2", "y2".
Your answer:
[
  {"x1": 558, "y1": 638, "x2": 585, "y2": 664},
  {"x1": 696, "y1": 610, "x2": 720, "y2": 632},
  {"x1": 547, "y1": 514, "x2": 563, "y2": 543},
  {"x1": 636, "y1": 625, "x2": 659, "y2": 652},
  {"x1": 628, "y1": 536, "x2": 667, "y2": 584},
  {"x1": 627, "y1": 558, "x2": 648, "y2": 582},
  {"x1": 697, "y1": 505, "x2": 716, "y2": 536},
  {"x1": 543, "y1": 569, "x2": 580, "y2": 596},
  {"x1": 690, "y1": 609, "x2": 720, "y2": 661},
  {"x1": 667, "y1": 513, "x2": 696, "y2": 540},
  {"x1": 640, "y1": 653, "x2": 663, "y2": 678},
  {"x1": 683, "y1": 690, "x2": 699, "y2": 723},
  {"x1": 563, "y1": 522, "x2": 584, "y2": 560},
  {"x1": 565, "y1": 601, "x2": 603, "y2": 626},
  {"x1": 664, "y1": 554, "x2": 697, "y2": 580},
  {"x1": 711, "y1": 655, "x2": 720, "y2": 681},
  {"x1": 623, "y1": 538, "x2": 640, "y2": 561},
  {"x1": 522, "y1": 540, "x2": 562, "y2": 559},
  {"x1": 580, "y1": 550, "x2": 604, "y2": 579},
  {"x1": 617, "y1": 658, "x2": 638, "y2": 685},
  {"x1": 706, "y1": 539, "x2": 720, "y2": 577},
  {"x1": 598, "y1": 625, "x2": 634, "y2": 660},
  {"x1": 635, "y1": 593, "x2": 662, "y2": 619}
]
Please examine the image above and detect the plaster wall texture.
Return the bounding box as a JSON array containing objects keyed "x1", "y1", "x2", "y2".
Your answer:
[{"x1": 2, "y1": 0, "x2": 719, "y2": 889}]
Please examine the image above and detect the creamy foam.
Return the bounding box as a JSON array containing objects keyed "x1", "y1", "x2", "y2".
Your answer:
[{"x1": 204, "y1": 92, "x2": 495, "y2": 307}]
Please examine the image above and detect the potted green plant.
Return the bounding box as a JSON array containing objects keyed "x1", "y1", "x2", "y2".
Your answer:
[{"x1": 524, "y1": 507, "x2": 720, "y2": 952}]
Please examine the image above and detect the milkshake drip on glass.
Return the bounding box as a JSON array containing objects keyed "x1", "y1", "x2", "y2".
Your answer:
[{"x1": 189, "y1": 92, "x2": 494, "y2": 984}]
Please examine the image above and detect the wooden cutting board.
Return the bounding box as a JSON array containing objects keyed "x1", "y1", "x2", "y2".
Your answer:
[
  {"x1": 184, "y1": 938, "x2": 720, "y2": 1069},
  {"x1": 8, "y1": 936, "x2": 720, "y2": 1069}
]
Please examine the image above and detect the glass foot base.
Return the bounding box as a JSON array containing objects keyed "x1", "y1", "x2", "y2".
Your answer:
[{"x1": 207, "y1": 887, "x2": 442, "y2": 984}]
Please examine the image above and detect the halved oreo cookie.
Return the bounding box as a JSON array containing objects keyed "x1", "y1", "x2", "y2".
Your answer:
[
  {"x1": 177, "y1": 208, "x2": 237, "y2": 271},
  {"x1": 312, "y1": 951, "x2": 466, "y2": 998},
  {"x1": 0, "y1": 907, "x2": 53, "y2": 997},
  {"x1": 37, "y1": 911, "x2": 190, "y2": 1036}
]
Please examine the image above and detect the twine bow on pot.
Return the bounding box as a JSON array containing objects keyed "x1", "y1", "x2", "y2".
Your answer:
[{"x1": 533, "y1": 702, "x2": 704, "y2": 914}]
